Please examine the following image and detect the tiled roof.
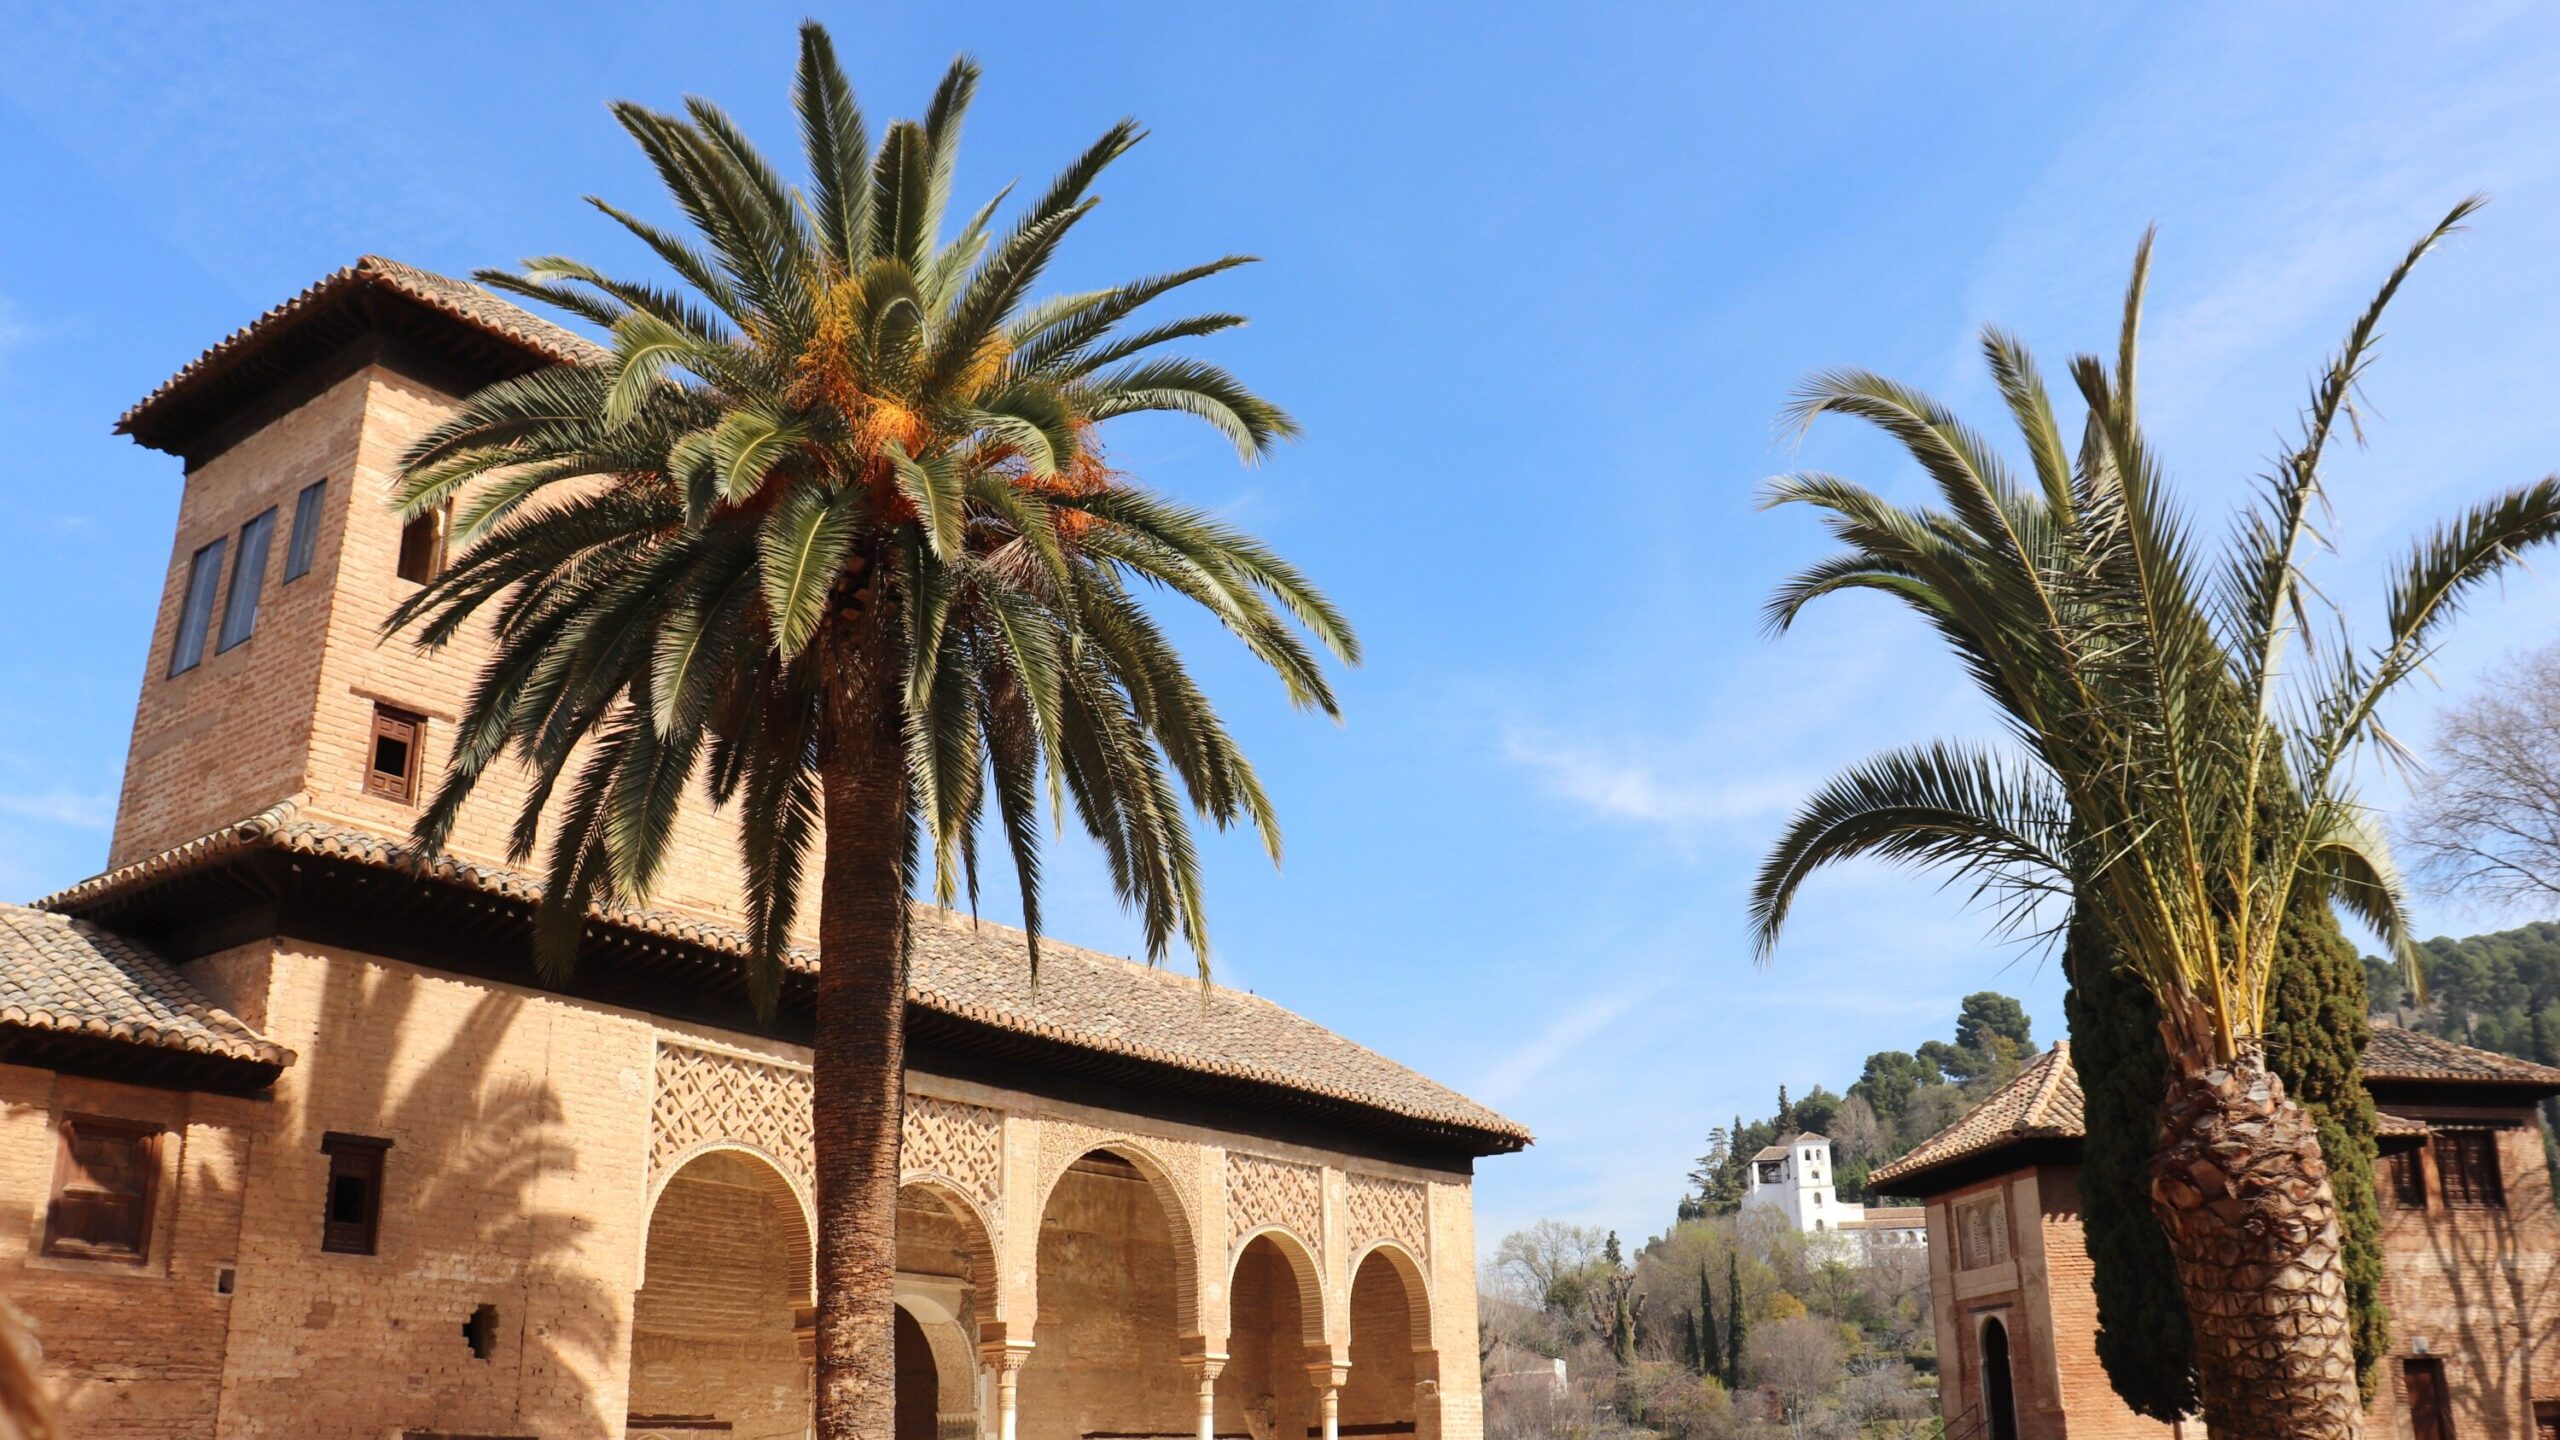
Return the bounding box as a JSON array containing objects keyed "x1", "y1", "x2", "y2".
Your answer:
[
  {"x1": 2363, "y1": 1021, "x2": 2560, "y2": 1087},
  {"x1": 1874, "y1": 1026, "x2": 2558, "y2": 1193},
  {"x1": 1840, "y1": 1206, "x2": 1924, "y2": 1228},
  {"x1": 1871, "y1": 1043, "x2": 2082, "y2": 1189},
  {"x1": 37, "y1": 801, "x2": 1528, "y2": 1147},
  {"x1": 1750, "y1": 1144, "x2": 1790, "y2": 1163},
  {"x1": 2375, "y1": 1111, "x2": 2431, "y2": 1139},
  {"x1": 118, "y1": 256, "x2": 605, "y2": 441},
  {"x1": 0, "y1": 903, "x2": 289, "y2": 1070}
]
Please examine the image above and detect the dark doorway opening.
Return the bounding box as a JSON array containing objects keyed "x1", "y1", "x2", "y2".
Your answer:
[
  {"x1": 2405, "y1": 1357, "x2": 2453, "y2": 1440},
  {"x1": 1981, "y1": 1316, "x2": 2018, "y2": 1440}
]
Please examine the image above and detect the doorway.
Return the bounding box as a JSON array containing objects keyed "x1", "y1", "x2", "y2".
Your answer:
[
  {"x1": 2405, "y1": 1358, "x2": 2453, "y2": 1440},
  {"x1": 1981, "y1": 1317, "x2": 2018, "y2": 1440}
]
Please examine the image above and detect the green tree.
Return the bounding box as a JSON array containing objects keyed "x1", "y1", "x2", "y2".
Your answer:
[
  {"x1": 1749, "y1": 201, "x2": 2556, "y2": 1439},
  {"x1": 1850, "y1": 1050, "x2": 1935, "y2": 1119},
  {"x1": 1774, "y1": 1084, "x2": 1796, "y2": 1135},
  {"x1": 1725, "y1": 1251, "x2": 1747, "y2": 1389},
  {"x1": 2062, "y1": 906, "x2": 2196, "y2": 1421},
  {"x1": 386, "y1": 29, "x2": 1352, "y2": 1440},
  {"x1": 1958, "y1": 990, "x2": 2033, "y2": 1052},
  {"x1": 1793, "y1": 1085, "x2": 1843, "y2": 1138},
  {"x1": 1696, "y1": 1263, "x2": 1720, "y2": 1378}
]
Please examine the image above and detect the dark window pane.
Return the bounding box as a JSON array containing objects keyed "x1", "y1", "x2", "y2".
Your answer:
[
  {"x1": 2437, "y1": 1131, "x2": 2506, "y2": 1209},
  {"x1": 320, "y1": 1134, "x2": 387, "y2": 1255},
  {"x1": 169, "y1": 536, "x2": 227, "y2": 675},
  {"x1": 216, "y1": 508, "x2": 277, "y2": 653},
  {"x1": 284, "y1": 480, "x2": 326, "y2": 582},
  {"x1": 2385, "y1": 1149, "x2": 2428, "y2": 1209}
]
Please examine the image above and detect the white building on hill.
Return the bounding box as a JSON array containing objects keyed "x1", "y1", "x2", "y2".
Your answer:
[{"x1": 1741, "y1": 1132, "x2": 1926, "y2": 1255}]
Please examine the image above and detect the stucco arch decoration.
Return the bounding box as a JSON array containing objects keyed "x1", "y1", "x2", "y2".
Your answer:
[
  {"x1": 1035, "y1": 1121, "x2": 1207, "y2": 1336},
  {"x1": 1350, "y1": 1239, "x2": 1436, "y2": 1353},
  {"x1": 1231, "y1": 1224, "x2": 1330, "y2": 1349}
]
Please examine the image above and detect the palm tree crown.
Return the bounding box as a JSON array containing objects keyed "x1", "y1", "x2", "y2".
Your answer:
[
  {"x1": 386, "y1": 24, "x2": 1356, "y2": 1007},
  {"x1": 1750, "y1": 198, "x2": 2560, "y2": 1069}
]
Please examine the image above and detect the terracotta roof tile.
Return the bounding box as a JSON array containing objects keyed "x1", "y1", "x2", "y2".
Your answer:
[
  {"x1": 37, "y1": 801, "x2": 1527, "y2": 1147},
  {"x1": 2375, "y1": 1111, "x2": 2431, "y2": 1139},
  {"x1": 1870, "y1": 1043, "x2": 2081, "y2": 1189},
  {"x1": 0, "y1": 903, "x2": 289, "y2": 1070},
  {"x1": 2363, "y1": 1021, "x2": 2560, "y2": 1086},
  {"x1": 118, "y1": 256, "x2": 605, "y2": 438}
]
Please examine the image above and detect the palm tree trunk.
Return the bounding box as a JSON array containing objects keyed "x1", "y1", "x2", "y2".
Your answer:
[
  {"x1": 813, "y1": 616, "x2": 912, "y2": 1440},
  {"x1": 2149, "y1": 1050, "x2": 2362, "y2": 1440}
]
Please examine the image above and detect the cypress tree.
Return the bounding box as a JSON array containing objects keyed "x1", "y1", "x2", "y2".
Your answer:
[
  {"x1": 1724, "y1": 1251, "x2": 1746, "y2": 1388},
  {"x1": 2061, "y1": 904, "x2": 2197, "y2": 1420},
  {"x1": 1696, "y1": 1263, "x2": 1718, "y2": 1378},
  {"x1": 1774, "y1": 1085, "x2": 1796, "y2": 1136},
  {"x1": 2067, "y1": 890, "x2": 2389, "y2": 1416}
]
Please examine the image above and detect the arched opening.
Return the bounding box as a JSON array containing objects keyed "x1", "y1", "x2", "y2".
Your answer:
[
  {"x1": 1221, "y1": 1232, "x2": 1326, "y2": 1440},
  {"x1": 630, "y1": 1148, "x2": 814, "y2": 1440},
  {"x1": 1022, "y1": 1148, "x2": 1195, "y2": 1440},
  {"x1": 896, "y1": 1306, "x2": 940, "y2": 1440},
  {"x1": 1344, "y1": 1245, "x2": 1434, "y2": 1440},
  {"x1": 898, "y1": 1181, "x2": 993, "y2": 1440},
  {"x1": 1981, "y1": 1316, "x2": 2018, "y2": 1440}
]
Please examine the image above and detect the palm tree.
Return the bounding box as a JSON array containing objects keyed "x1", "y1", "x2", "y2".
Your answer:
[
  {"x1": 1748, "y1": 199, "x2": 2560, "y2": 1440},
  {"x1": 385, "y1": 27, "x2": 1355, "y2": 1440}
]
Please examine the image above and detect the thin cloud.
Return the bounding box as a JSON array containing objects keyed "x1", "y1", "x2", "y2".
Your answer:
[
  {"x1": 1501, "y1": 727, "x2": 1802, "y2": 831},
  {"x1": 0, "y1": 788, "x2": 115, "y2": 830},
  {"x1": 1472, "y1": 984, "x2": 1652, "y2": 1106}
]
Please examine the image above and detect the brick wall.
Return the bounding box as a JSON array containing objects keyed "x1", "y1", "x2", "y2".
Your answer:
[
  {"x1": 1340, "y1": 1253, "x2": 1420, "y2": 1430},
  {"x1": 2367, "y1": 1103, "x2": 2560, "y2": 1440},
  {"x1": 1222, "y1": 1237, "x2": 1317, "y2": 1440},
  {"x1": 0, "y1": 1064, "x2": 256, "y2": 1438}
]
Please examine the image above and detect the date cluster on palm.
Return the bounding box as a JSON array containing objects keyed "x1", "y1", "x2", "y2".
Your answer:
[{"x1": 2151, "y1": 1055, "x2": 2362, "y2": 1437}]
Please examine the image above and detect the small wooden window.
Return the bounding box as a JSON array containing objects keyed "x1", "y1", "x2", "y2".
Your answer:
[
  {"x1": 42, "y1": 1116, "x2": 160, "y2": 1263},
  {"x1": 367, "y1": 705, "x2": 424, "y2": 804},
  {"x1": 396, "y1": 501, "x2": 450, "y2": 584},
  {"x1": 2385, "y1": 1148, "x2": 2429, "y2": 1210},
  {"x1": 2436, "y1": 1130, "x2": 2506, "y2": 1209},
  {"x1": 320, "y1": 1133, "x2": 390, "y2": 1255}
]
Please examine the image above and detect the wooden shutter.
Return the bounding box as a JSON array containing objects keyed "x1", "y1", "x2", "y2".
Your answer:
[
  {"x1": 2384, "y1": 1148, "x2": 2428, "y2": 1209},
  {"x1": 43, "y1": 1117, "x2": 160, "y2": 1263},
  {"x1": 2405, "y1": 1359, "x2": 2452, "y2": 1440},
  {"x1": 367, "y1": 706, "x2": 424, "y2": 803},
  {"x1": 2436, "y1": 1130, "x2": 2506, "y2": 1209}
]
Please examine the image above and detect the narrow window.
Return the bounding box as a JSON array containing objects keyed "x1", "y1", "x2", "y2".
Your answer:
[
  {"x1": 464, "y1": 1304, "x2": 499, "y2": 1360},
  {"x1": 320, "y1": 1133, "x2": 390, "y2": 1255},
  {"x1": 2437, "y1": 1130, "x2": 2506, "y2": 1209},
  {"x1": 283, "y1": 479, "x2": 326, "y2": 582},
  {"x1": 216, "y1": 508, "x2": 277, "y2": 653},
  {"x1": 396, "y1": 501, "x2": 450, "y2": 584},
  {"x1": 43, "y1": 1116, "x2": 160, "y2": 1263},
  {"x1": 2385, "y1": 1148, "x2": 2428, "y2": 1210},
  {"x1": 168, "y1": 535, "x2": 228, "y2": 675},
  {"x1": 366, "y1": 705, "x2": 424, "y2": 804}
]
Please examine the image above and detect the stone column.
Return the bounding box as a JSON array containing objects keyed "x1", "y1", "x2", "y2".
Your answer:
[
  {"x1": 1183, "y1": 1354, "x2": 1227, "y2": 1440},
  {"x1": 1306, "y1": 1362, "x2": 1350, "y2": 1440},
  {"x1": 981, "y1": 1339, "x2": 1033, "y2": 1440},
  {"x1": 1412, "y1": 1353, "x2": 1442, "y2": 1440}
]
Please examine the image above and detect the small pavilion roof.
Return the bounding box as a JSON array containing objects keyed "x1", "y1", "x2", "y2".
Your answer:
[{"x1": 0, "y1": 902, "x2": 290, "y2": 1092}]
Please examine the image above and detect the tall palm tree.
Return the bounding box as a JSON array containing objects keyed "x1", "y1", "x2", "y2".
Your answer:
[
  {"x1": 1748, "y1": 199, "x2": 2560, "y2": 1440},
  {"x1": 385, "y1": 27, "x2": 1355, "y2": 1440}
]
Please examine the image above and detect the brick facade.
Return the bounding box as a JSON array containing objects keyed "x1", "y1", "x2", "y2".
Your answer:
[
  {"x1": 4, "y1": 261, "x2": 1513, "y2": 1439},
  {"x1": 1892, "y1": 1044, "x2": 2560, "y2": 1440}
]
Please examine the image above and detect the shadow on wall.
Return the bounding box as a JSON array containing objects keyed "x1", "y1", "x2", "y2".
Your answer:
[{"x1": 214, "y1": 949, "x2": 625, "y2": 1439}]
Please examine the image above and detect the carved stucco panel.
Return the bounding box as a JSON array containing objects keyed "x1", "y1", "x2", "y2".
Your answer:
[
  {"x1": 1345, "y1": 1172, "x2": 1429, "y2": 1261},
  {"x1": 647, "y1": 1040, "x2": 1007, "y2": 1248},
  {"x1": 1227, "y1": 1151, "x2": 1326, "y2": 1258},
  {"x1": 1034, "y1": 1118, "x2": 1202, "y2": 1238}
]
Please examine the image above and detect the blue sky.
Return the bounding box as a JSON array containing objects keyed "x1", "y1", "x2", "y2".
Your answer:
[{"x1": 7, "y1": 3, "x2": 2560, "y2": 1252}]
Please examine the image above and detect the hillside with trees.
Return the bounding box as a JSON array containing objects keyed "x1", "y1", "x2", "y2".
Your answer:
[
  {"x1": 1682, "y1": 992, "x2": 2037, "y2": 1216},
  {"x1": 1480, "y1": 995, "x2": 2039, "y2": 1439}
]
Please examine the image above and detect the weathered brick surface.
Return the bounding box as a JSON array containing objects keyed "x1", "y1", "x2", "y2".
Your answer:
[{"x1": 630, "y1": 1151, "x2": 809, "y2": 1440}]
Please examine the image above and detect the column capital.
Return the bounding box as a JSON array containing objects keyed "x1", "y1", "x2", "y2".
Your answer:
[
  {"x1": 1304, "y1": 1359, "x2": 1351, "y2": 1391},
  {"x1": 979, "y1": 1336, "x2": 1036, "y2": 1373},
  {"x1": 1181, "y1": 1352, "x2": 1230, "y2": 1380}
]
